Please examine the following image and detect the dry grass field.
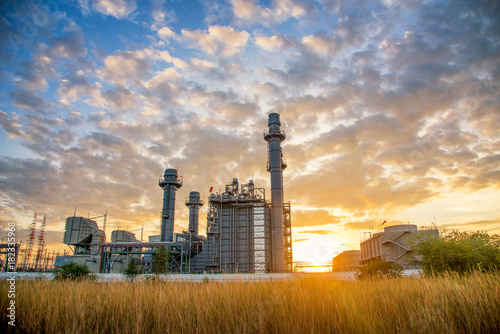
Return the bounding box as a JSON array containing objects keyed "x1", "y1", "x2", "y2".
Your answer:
[{"x1": 1, "y1": 272, "x2": 499, "y2": 333}]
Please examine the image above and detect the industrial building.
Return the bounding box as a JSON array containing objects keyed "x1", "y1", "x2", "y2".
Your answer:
[
  {"x1": 55, "y1": 113, "x2": 293, "y2": 274},
  {"x1": 360, "y1": 224, "x2": 438, "y2": 269},
  {"x1": 331, "y1": 250, "x2": 361, "y2": 272}
]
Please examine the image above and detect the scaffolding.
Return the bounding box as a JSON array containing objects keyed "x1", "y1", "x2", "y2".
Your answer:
[{"x1": 283, "y1": 202, "x2": 293, "y2": 272}]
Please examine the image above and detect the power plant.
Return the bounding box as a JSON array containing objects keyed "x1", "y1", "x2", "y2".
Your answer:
[{"x1": 54, "y1": 113, "x2": 293, "y2": 273}]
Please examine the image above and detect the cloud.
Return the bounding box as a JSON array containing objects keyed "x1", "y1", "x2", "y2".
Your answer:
[
  {"x1": 231, "y1": 0, "x2": 316, "y2": 26},
  {"x1": 291, "y1": 209, "x2": 339, "y2": 228},
  {"x1": 48, "y1": 31, "x2": 87, "y2": 59},
  {"x1": 57, "y1": 70, "x2": 97, "y2": 104},
  {"x1": 158, "y1": 26, "x2": 175, "y2": 40},
  {"x1": 180, "y1": 25, "x2": 250, "y2": 57},
  {"x1": 1, "y1": 0, "x2": 500, "y2": 251},
  {"x1": 300, "y1": 229, "x2": 333, "y2": 235},
  {"x1": 92, "y1": 0, "x2": 137, "y2": 19},
  {"x1": 9, "y1": 87, "x2": 51, "y2": 112},
  {"x1": 255, "y1": 34, "x2": 299, "y2": 52},
  {"x1": 98, "y1": 49, "x2": 153, "y2": 87},
  {"x1": 0, "y1": 111, "x2": 26, "y2": 139},
  {"x1": 302, "y1": 31, "x2": 341, "y2": 57}
]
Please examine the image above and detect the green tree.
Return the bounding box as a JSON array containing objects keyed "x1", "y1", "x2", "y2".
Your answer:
[
  {"x1": 53, "y1": 263, "x2": 94, "y2": 280},
  {"x1": 151, "y1": 245, "x2": 170, "y2": 275},
  {"x1": 355, "y1": 260, "x2": 403, "y2": 280},
  {"x1": 413, "y1": 230, "x2": 500, "y2": 275},
  {"x1": 123, "y1": 262, "x2": 142, "y2": 281}
]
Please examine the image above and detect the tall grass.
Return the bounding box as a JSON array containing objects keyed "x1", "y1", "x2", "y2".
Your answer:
[{"x1": 1, "y1": 272, "x2": 499, "y2": 333}]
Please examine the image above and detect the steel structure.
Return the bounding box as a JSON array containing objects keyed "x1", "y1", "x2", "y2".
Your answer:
[
  {"x1": 34, "y1": 215, "x2": 47, "y2": 271},
  {"x1": 100, "y1": 242, "x2": 187, "y2": 273},
  {"x1": 63, "y1": 216, "x2": 105, "y2": 255},
  {"x1": 283, "y1": 202, "x2": 293, "y2": 272},
  {"x1": 22, "y1": 212, "x2": 37, "y2": 270},
  {"x1": 264, "y1": 113, "x2": 287, "y2": 272},
  {"x1": 159, "y1": 169, "x2": 182, "y2": 242},
  {"x1": 185, "y1": 191, "x2": 204, "y2": 235},
  {"x1": 190, "y1": 179, "x2": 272, "y2": 273}
]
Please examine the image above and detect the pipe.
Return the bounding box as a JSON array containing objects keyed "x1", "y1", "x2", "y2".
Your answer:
[{"x1": 264, "y1": 113, "x2": 286, "y2": 273}]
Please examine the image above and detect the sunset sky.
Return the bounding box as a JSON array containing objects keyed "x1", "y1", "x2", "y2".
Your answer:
[{"x1": 0, "y1": 0, "x2": 499, "y2": 267}]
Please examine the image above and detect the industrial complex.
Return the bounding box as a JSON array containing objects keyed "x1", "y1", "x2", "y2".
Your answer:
[
  {"x1": 1, "y1": 113, "x2": 442, "y2": 275},
  {"x1": 53, "y1": 113, "x2": 293, "y2": 273}
]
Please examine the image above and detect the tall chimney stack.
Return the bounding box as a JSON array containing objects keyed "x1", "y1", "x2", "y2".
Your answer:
[
  {"x1": 159, "y1": 168, "x2": 182, "y2": 242},
  {"x1": 185, "y1": 191, "x2": 203, "y2": 236},
  {"x1": 264, "y1": 113, "x2": 286, "y2": 273}
]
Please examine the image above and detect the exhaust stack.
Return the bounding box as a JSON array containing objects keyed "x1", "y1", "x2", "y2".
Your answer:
[
  {"x1": 159, "y1": 168, "x2": 182, "y2": 242},
  {"x1": 185, "y1": 191, "x2": 204, "y2": 235},
  {"x1": 264, "y1": 113, "x2": 287, "y2": 273}
]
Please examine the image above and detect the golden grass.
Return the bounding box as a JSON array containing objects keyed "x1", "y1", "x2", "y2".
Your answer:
[{"x1": 1, "y1": 272, "x2": 500, "y2": 333}]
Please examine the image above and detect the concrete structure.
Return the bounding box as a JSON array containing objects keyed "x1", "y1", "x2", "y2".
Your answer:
[
  {"x1": 360, "y1": 224, "x2": 438, "y2": 269},
  {"x1": 159, "y1": 168, "x2": 182, "y2": 242},
  {"x1": 264, "y1": 113, "x2": 287, "y2": 273},
  {"x1": 331, "y1": 250, "x2": 360, "y2": 272}
]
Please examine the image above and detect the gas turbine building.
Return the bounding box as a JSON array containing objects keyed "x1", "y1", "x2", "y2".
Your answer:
[{"x1": 56, "y1": 113, "x2": 293, "y2": 273}]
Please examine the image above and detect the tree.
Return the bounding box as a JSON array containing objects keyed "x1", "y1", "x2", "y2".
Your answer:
[
  {"x1": 151, "y1": 245, "x2": 170, "y2": 275},
  {"x1": 53, "y1": 263, "x2": 94, "y2": 280},
  {"x1": 413, "y1": 230, "x2": 500, "y2": 275},
  {"x1": 123, "y1": 262, "x2": 142, "y2": 282},
  {"x1": 355, "y1": 260, "x2": 403, "y2": 280}
]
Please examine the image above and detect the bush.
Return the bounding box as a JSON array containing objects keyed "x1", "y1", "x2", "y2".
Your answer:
[
  {"x1": 123, "y1": 262, "x2": 142, "y2": 281},
  {"x1": 151, "y1": 245, "x2": 170, "y2": 275},
  {"x1": 355, "y1": 260, "x2": 403, "y2": 280},
  {"x1": 413, "y1": 230, "x2": 500, "y2": 275},
  {"x1": 53, "y1": 263, "x2": 95, "y2": 281}
]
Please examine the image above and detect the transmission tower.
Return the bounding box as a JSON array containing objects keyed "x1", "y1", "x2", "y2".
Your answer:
[
  {"x1": 23, "y1": 212, "x2": 37, "y2": 271},
  {"x1": 34, "y1": 215, "x2": 47, "y2": 271}
]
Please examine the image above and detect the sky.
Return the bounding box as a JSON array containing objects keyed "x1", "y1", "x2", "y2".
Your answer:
[{"x1": 0, "y1": 0, "x2": 499, "y2": 268}]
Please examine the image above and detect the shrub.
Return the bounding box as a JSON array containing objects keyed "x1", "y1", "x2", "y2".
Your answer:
[
  {"x1": 413, "y1": 230, "x2": 500, "y2": 275},
  {"x1": 355, "y1": 260, "x2": 403, "y2": 280},
  {"x1": 53, "y1": 263, "x2": 94, "y2": 281},
  {"x1": 123, "y1": 262, "x2": 142, "y2": 281},
  {"x1": 414, "y1": 231, "x2": 500, "y2": 275}
]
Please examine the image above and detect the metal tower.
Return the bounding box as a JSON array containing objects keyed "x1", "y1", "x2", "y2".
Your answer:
[
  {"x1": 264, "y1": 113, "x2": 287, "y2": 273},
  {"x1": 34, "y1": 215, "x2": 47, "y2": 271},
  {"x1": 159, "y1": 168, "x2": 182, "y2": 242},
  {"x1": 185, "y1": 191, "x2": 204, "y2": 236},
  {"x1": 23, "y1": 212, "x2": 37, "y2": 270}
]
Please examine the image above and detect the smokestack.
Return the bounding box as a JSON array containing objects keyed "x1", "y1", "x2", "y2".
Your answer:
[
  {"x1": 159, "y1": 168, "x2": 182, "y2": 242},
  {"x1": 264, "y1": 113, "x2": 286, "y2": 273},
  {"x1": 185, "y1": 191, "x2": 203, "y2": 235}
]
